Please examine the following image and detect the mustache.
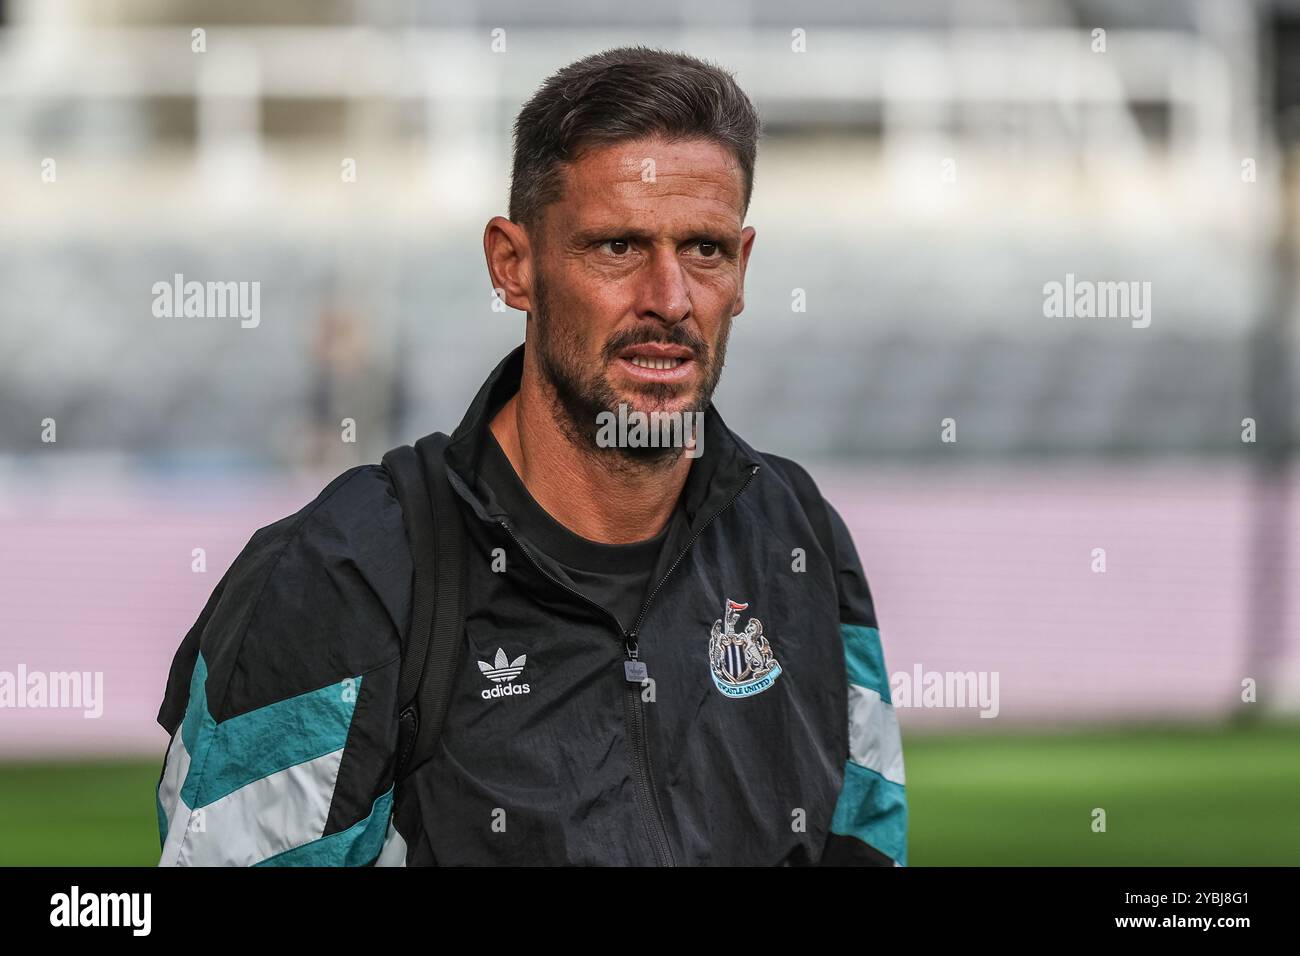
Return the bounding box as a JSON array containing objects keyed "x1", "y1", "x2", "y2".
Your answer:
[{"x1": 601, "y1": 325, "x2": 710, "y2": 363}]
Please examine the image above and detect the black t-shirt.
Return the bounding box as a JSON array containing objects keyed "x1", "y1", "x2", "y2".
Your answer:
[{"x1": 478, "y1": 429, "x2": 683, "y2": 634}]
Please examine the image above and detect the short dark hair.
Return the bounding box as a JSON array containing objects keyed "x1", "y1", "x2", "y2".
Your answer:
[{"x1": 508, "y1": 46, "x2": 760, "y2": 228}]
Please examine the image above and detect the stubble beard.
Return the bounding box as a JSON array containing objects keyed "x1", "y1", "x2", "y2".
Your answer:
[{"x1": 530, "y1": 269, "x2": 731, "y2": 474}]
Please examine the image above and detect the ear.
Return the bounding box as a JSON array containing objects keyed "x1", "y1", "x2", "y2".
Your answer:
[
  {"x1": 732, "y1": 225, "x2": 757, "y2": 317},
  {"x1": 483, "y1": 216, "x2": 536, "y2": 313}
]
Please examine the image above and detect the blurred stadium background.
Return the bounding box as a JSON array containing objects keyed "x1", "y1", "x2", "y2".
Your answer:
[{"x1": 1, "y1": 0, "x2": 1298, "y2": 864}]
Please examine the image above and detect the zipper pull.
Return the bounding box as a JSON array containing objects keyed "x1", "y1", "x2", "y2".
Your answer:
[{"x1": 623, "y1": 633, "x2": 648, "y2": 683}]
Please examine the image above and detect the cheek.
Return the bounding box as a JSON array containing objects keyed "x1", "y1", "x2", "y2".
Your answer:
[
  {"x1": 691, "y1": 268, "x2": 741, "y2": 307},
  {"x1": 689, "y1": 274, "x2": 741, "y2": 329},
  {"x1": 557, "y1": 276, "x2": 632, "y2": 337}
]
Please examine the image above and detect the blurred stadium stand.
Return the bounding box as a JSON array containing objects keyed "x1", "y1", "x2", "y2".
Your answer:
[{"x1": 0, "y1": 0, "x2": 1287, "y2": 462}]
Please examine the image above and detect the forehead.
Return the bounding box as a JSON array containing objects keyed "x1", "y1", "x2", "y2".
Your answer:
[{"x1": 546, "y1": 135, "x2": 746, "y2": 233}]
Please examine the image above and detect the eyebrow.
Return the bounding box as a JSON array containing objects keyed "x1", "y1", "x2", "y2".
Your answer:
[{"x1": 570, "y1": 227, "x2": 736, "y2": 247}]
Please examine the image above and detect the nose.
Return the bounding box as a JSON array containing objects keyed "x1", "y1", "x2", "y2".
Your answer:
[{"x1": 637, "y1": 248, "x2": 692, "y2": 325}]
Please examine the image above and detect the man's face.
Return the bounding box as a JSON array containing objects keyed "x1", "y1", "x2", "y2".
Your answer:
[{"x1": 526, "y1": 135, "x2": 756, "y2": 459}]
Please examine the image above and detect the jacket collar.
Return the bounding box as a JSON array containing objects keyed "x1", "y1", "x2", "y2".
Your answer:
[{"x1": 442, "y1": 342, "x2": 763, "y2": 531}]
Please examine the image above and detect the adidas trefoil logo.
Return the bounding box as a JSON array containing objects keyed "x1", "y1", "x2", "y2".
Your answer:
[{"x1": 478, "y1": 647, "x2": 531, "y2": 700}]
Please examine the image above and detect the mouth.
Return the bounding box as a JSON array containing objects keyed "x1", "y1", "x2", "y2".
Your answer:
[{"x1": 615, "y1": 343, "x2": 696, "y2": 383}]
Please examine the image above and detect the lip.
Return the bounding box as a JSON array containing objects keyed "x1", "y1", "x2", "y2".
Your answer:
[
  {"x1": 614, "y1": 341, "x2": 696, "y2": 384},
  {"x1": 616, "y1": 355, "x2": 695, "y2": 383},
  {"x1": 616, "y1": 343, "x2": 695, "y2": 361}
]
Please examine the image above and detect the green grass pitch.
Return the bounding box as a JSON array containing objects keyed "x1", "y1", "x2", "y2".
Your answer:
[{"x1": 2, "y1": 718, "x2": 1296, "y2": 866}]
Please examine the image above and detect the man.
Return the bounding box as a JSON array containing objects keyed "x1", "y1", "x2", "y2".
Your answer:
[{"x1": 154, "y1": 46, "x2": 907, "y2": 866}]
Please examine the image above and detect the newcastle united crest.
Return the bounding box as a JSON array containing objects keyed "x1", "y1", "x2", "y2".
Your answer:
[{"x1": 709, "y1": 599, "x2": 782, "y2": 698}]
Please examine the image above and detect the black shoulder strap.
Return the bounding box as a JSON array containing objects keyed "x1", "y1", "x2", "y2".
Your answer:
[{"x1": 381, "y1": 432, "x2": 468, "y2": 784}]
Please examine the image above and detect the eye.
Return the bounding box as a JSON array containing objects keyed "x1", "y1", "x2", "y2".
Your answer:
[
  {"x1": 601, "y1": 239, "x2": 632, "y2": 256},
  {"x1": 697, "y1": 241, "x2": 720, "y2": 257}
]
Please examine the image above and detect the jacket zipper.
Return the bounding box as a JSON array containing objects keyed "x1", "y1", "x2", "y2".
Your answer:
[
  {"x1": 625, "y1": 464, "x2": 761, "y2": 645},
  {"x1": 495, "y1": 462, "x2": 761, "y2": 867}
]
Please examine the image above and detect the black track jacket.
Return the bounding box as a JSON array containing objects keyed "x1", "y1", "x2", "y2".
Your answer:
[{"x1": 155, "y1": 344, "x2": 908, "y2": 866}]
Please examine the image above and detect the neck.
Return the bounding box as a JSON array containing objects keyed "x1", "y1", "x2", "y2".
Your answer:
[{"x1": 488, "y1": 364, "x2": 693, "y2": 545}]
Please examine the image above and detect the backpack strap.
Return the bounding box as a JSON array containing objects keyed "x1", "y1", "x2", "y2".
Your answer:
[{"x1": 381, "y1": 432, "x2": 468, "y2": 785}]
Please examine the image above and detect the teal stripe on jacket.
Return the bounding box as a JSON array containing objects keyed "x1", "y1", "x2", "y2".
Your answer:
[
  {"x1": 254, "y1": 786, "x2": 395, "y2": 867},
  {"x1": 830, "y1": 761, "x2": 908, "y2": 866},
  {"x1": 835, "y1": 622, "x2": 907, "y2": 864},
  {"x1": 841, "y1": 623, "x2": 891, "y2": 703},
  {"x1": 175, "y1": 651, "x2": 364, "y2": 810}
]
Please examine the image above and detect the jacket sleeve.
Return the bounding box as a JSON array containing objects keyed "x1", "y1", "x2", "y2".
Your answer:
[
  {"x1": 154, "y1": 465, "x2": 409, "y2": 866},
  {"x1": 820, "y1": 499, "x2": 909, "y2": 867}
]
